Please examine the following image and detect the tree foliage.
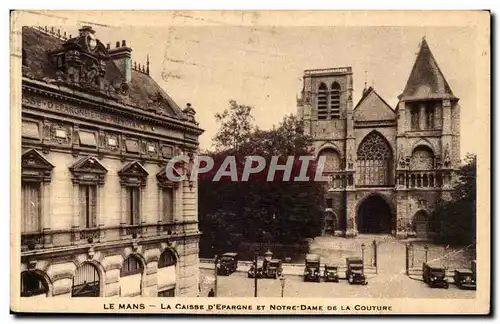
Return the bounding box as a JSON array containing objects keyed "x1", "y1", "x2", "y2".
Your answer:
[
  {"x1": 212, "y1": 100, "x2": 254, "y2": 152},
  {"x1": 432, "y1": 153, "x2": 476, "y2": 246},
  {"x1": 199, "y1": 111, "x2": 325, "y2": 256}
]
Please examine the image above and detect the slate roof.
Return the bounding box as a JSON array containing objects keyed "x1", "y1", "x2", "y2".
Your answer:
[
  {"x1": 399, "y1": 37, "x2": 456, "y2": 100},
  {"x1": 21, "y1": 26, "x2": 185, "y2": 120},
  {"x1": 353, "y1": 86, "x2": 395, "y2": 121}
]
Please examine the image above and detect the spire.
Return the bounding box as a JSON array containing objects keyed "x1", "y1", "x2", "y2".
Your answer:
[
  {"x1": 399, "y1": 37, "x2": 456, "y2": 100},
  {"x1": 362, "y1": 70, "x2": 368, "y2": 96}
]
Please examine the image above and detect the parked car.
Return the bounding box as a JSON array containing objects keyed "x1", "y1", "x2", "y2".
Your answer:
[
  {"x1": 346, "y1": 257, "x2": 368, "y2": 285},
  {"x1": 422, "y1": 263, "x2": 449, "y2": 289},
  {"x1": 217, "y1": 252, "x2": 238, "y2": 276},
  {"x1": 303, "y1": 254, "x2": 321, "y2": 282},
  {"x1": 264, "y1": 259, "x2": 283, "y2": 279},
  {"x1": 324, "y1": 264, "x2": 340, "y2": 283},
  {"x1": 453, "y1": 269, "x2": 476, "y2": 290},
  {"x1": 248, "y1": 260, "x2": 264, "y2": 279}
]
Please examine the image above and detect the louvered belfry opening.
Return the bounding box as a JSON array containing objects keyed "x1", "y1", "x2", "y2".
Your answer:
[{"x1": 317, "y1": 83, "x2": 328, "y2": 120}]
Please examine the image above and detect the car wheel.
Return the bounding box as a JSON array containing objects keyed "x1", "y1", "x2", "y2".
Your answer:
[{"x1": 444, "y1": 283, "x2": 449, "y2": 289}]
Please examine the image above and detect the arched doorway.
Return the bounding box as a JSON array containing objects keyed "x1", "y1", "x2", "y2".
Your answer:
[
  {"x1": 324, "y1": 211, "x2": 337, "y2": 235},
  {"x1": 157, "y1": 249, "x2": 177, "y2": 297},
  {"x1": 357, "y1": 194, "x2": 393, "y2": 234},
  {"x1": 21, "y1": 271, "x2": 49, "y2": 297},
  {"x1": 120, "y1": 255, "x2": 144, "y2": 297},
  {"x1": 413, "y1": 210, "x2": 432, "y2": 239},
  {"x1": 72, "y1": 263, "x2": 101, "y2": 297}
]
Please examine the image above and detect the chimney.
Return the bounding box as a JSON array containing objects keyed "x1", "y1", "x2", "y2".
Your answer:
[{"x1": 109, "y1": 39, "x2": 132, "y2": 83}]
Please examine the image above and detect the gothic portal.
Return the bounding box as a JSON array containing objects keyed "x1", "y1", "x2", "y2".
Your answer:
[{"x1": 297, "y1": 38, "x2": 460, "y2": 238}]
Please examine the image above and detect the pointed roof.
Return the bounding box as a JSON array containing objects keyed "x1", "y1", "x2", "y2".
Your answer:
[
  {"x1": 353, "y1": 87, "x2": 395, "y2": 121},
  {"x1": 399, "y1": 37, "x2": 457, "y2": 101}
]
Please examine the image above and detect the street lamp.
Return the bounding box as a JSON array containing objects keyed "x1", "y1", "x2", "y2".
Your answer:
[
  {"x1": 279, "y1": 275, "x2": 287, "y2": 298},
  {"x1": 214, "y1": 254, "x2": 219, "y2": 297},
  {"x1": 361, "y1": 243, "x2": 365, "y2": 263},
  {"x1": 409, "y1": 242, "x2": 414, "y2": 267},
  {"x1": 424, "y1": 244, "x2": 429, "y2": 263}
]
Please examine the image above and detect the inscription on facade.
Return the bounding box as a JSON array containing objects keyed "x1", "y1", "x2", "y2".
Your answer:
[{"x1": 22, "y1": 95, "x2": 184, "y2": 139}]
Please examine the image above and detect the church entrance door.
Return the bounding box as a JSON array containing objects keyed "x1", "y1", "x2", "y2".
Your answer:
[{"x1": 357, "y1": 195, "x2": 392, "y2": 234}]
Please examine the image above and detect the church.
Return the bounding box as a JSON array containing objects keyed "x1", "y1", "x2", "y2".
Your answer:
[{"x1": 296, "y1": 38, "x2": 460, "y2": 239}]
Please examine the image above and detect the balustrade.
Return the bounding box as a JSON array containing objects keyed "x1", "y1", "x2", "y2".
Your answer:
[
  {"x1": 397, "y1": 170, "x2": 444, "y2": 189},
  {"x1": 21, "y1": 220, "x2": 199, "y2": 253},
  {"x1": 325, "y1": 172, "x2": 354, "y2": 190}
]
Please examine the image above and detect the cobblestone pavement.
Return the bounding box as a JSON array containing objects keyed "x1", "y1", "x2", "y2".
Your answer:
[{"x1": 199, "y1": 235, "x2": 476, "y2": 298}]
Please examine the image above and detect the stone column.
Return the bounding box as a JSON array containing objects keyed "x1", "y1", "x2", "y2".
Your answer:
[
  {"x1": 419, "y1": 103, "x2": 426, "y2": 130},
  {"x1": 120, "y1": 187, "x2": 127, "y2": 225},
  {"x1": 345, "y1": 191, "x2": 357, "y2": 237}
]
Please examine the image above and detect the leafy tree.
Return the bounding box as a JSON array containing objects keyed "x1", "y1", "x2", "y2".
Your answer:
[
  {"x1": 432, "y1": 153, "x2": 476, "y2": 246},
  {"x1": 199, "y1": 113, "x2": 326, "y2": 255},
  {"x1": 212, "y1": 100, "x2": 254, "y2": 153}
]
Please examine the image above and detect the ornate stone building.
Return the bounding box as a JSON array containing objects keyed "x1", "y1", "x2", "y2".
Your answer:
[
  {"x1": 19, "y1": 26, "x2": 203, "y2": 297},
  {"x1": 297, "y1": 38, "x2": 460, "y2": 239}
]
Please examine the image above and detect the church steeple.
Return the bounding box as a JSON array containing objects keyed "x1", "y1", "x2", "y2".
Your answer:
[{"x1": 399, "y1": 37, "x2": 457, "y2": 101}]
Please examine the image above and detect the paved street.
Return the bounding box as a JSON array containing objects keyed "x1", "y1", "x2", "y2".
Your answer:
[
  {"x1": 199, "y1": 269, "x2": 476, "y2": 298},
  {"x1": 199, "y1": 235, "x2": 476, "y2": 298}
]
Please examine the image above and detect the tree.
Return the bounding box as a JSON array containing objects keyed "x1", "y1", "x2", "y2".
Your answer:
[
  {"x1": 212, "y1": 100, "x2": 254, "y2": 153},
  {"x1": 199, "y1": 113, "x2": 325, "y2": 255},
  {"x1": 432, "y1": 153, "x2": 476, "y2": 246}
]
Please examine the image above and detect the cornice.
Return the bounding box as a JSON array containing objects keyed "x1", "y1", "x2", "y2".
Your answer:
[{"x1": 22, "y1": 77, "x2": 204, "y2": 136}]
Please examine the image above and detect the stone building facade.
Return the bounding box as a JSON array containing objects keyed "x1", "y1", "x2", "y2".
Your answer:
[
  {"x1": 297, "y1": 38, "x2": 460, "y2": 239},
  {"x1": 19, "y1": 26, "x2": 203, "y2": 297}
]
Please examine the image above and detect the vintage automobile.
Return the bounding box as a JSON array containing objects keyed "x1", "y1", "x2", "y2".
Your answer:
[
  {"x1": 248, "y1": 260, "x2": 264, "y2": 279},
  {"x1": 323, "y1": 264, "x2": 340, "y2": 283},
  {"x1": 303, "y1": 254, "x2": 321, "y2": 282},
  {"x1": 217, "y1": 252, "x2": 238, "y2": 276},
  {"x1": 264, "y1": 259, "x2": 283, "y2": 279},
  {"x1": 453, "y1": 269, "x2": 476, "y2": 290},
  {"x1": 422, "y1": 263, "x2": 449, "y2": 289},
  {"x1": 345, "y1": 257, "x2": 368, "y2": 285}
]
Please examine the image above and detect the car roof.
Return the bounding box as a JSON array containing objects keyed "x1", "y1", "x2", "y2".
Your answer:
[
  {"x1": 455, "y1": 268, "x2": 473, "y2": 273},
  {"x1": 346, "y1": 257, "x2": 362, "y2": 262},
  {"x1": 222, "y1": 252, "x2": 238, "y2": 257},
  {"x1": 306, "y1": 253, "x2": 320, "y2": 259},
  {"x1": 270, "y1": 259, "x2": 281, "y2": 262},
  {"x1": 325, "y1": 264, "x2": 337, "y2": 268}
]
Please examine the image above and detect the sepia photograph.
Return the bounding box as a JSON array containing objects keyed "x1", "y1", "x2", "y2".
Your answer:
[{"x1": 10, "y1": 10, "x2": 490, "y2": 314}]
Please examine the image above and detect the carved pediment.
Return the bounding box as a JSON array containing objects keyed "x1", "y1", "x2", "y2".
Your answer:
[
  {"x1": 22, "y1": 149, "x2": 54, "y2": 182},
  {"x1": 69, "y1": 156, "x2": 108, "y2": 185},
  {"x1": 156, "y1": 165, "x2": 183, "y2": 188},
  {"x1": 118, "y1": 161, "x2": 148, "y2": 186}
]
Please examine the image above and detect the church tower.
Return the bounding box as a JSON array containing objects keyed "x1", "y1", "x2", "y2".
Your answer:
[
  {"x1": 297, "y1": 67, "x2": 354, "y2": 236},
  {"x1": 395, "y1": 37, "x2": 461, "y2": 238}
]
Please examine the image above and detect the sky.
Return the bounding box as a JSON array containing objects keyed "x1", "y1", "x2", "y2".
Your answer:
[{"x1": 15, "y1": 11, "x2": 485, "y2": 158}]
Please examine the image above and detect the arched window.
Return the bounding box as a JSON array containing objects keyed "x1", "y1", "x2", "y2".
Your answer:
[
  {"x1": 330, "y1": 82, "x2": 341, "y2": 118},
  {"x1": 317, "y1": 83, "x2": 328, "y2": 120},
  {"x1": 158, "y1": 250, "x2": 177, "y2": 297},
  {"x1": 120, "y1": 255, "x2": 143, "y2": 297},
  {"x1": 21, "y1": 271, "x2": 48, "y2": 297},
  {"x1": 158, "y1": 250, "x2": 177, "y2": 268},
  {"x1": 318, "y1": 148, "x2": 341, "y2": 173},
  {"x1": 72, "y1": 263, "x2": 100, "y2": 297},
  {"x1": 356, "y1": 131, "x2": 393, "y2": 186},
  {"x1": 413, "y1": 210, "x2": 433, "y2": 239},
  {"x1": 410, "y1": 146, "x2": 434, "y2": 170}
]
